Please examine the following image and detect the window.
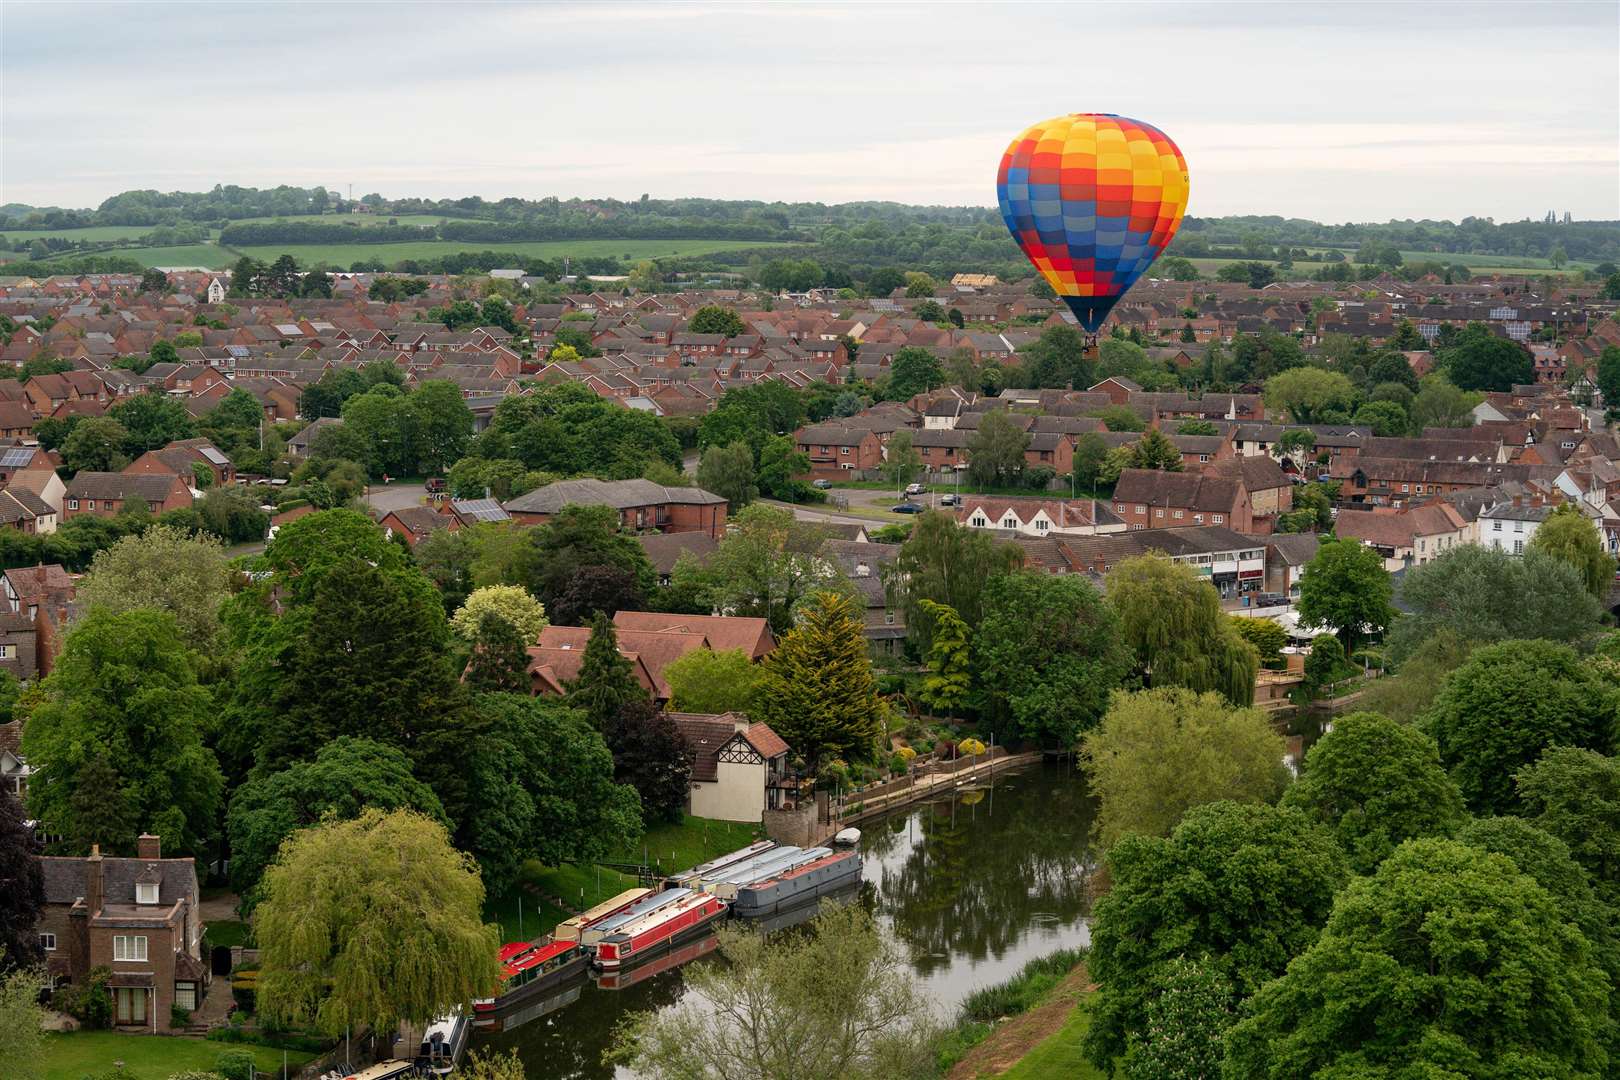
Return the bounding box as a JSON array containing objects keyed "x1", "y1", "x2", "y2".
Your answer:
[
  {"x1": 1136, "y1": 505, "x2": 1147, "y2": 514},
  {"x1": 136, "y1": 883, "x2": 158, "y2": 905},
  {"x1": 1114, "y1": 503, "x2": 1124, "y2": 512},
  {"x1": 1155, "y1": 509, "x2": 1165, "y2": 518},
  {"x1": 1199, "y1": 454, "x2": 1209, "y2": 463},
  {"x1": 1399, "y1": 484, "x2": 1408, "y2": 493},
  {"x1": 113, "y1": 935, "x2": 147, "y2": 962},
  {"x1": 1213, "y1": 515, "x2": 1225, "y2": 524},
  {"x1": 1173, "y1": 510, "x2": 1184, "y2": 520},
  {"x1": 1514, "y1": 540, "x2": 1524, "y2": 555},
  {"x1": 67, "y1": 499, "x2": 78, "y2": 511},
  {"x1": 839, "y1": 447, "x2": 849, "y2": 455},
  {"x1": 174, "y1": 982, "x2": 197, "y2": 1012},
  {"x1": 1193, "y1": 514, "x2": 1204, "y2": 523},
  {"x1": 0, "y1": 645, "x2": 13, "y2": 660},
  {"x1": 885, "y1": 611, "x2": 895, "y2": 625},
  {"x1": 1513, "y1": 521, "x2": 1524, "y2": 533},
  {"x1": 1035, "y1": 519, "x2": 1048, "y2": 532},
  {"x1": 1493, "y1": 521, "x2": 1502, "y2": 531},
  {"x1": 39, "y1": 933, "x2": 55, "y2": 951}
]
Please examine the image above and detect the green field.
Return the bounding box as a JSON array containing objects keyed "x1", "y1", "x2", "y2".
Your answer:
[
  {"x1": 0, "y1": 224, "x2": 158, "y2": 242},
  {"x1": 99, "y1": 244, "x2": 233, "y2": 269},
  {"x1": 231, "y1": 237, "x2": 798, "y2": 269},
  {"x1": 40, "y1": 1030, "x2": 316, "y2": 1080},
  {"x1": 1189, "y1": 252, "x2": 1588, "y2": 280}
]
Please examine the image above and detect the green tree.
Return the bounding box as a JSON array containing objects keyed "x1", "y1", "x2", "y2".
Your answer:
[
  {"x1": 663, "y1": 648, "x2": 763, "y2": 714},
  {"x1": 407, "y1": 380, "x2": 475, "y2": 473},
  {"x1": 458, "y1": 694, "x2": 641, "y2": 890},
  {"x1": 704, "y1": 505, "x2": 841, "y2": 635},
  {"x1": 966, "y1": 409, "x2": 1029, "y2": 486},
  {"x1": 689, "y1": 305, "x2": 746, "y2": 337},
  {"x1": 1025, "y1": 325, "x2": 1093, "y2": 389},
  {"x1": 1106, "y1": 555, "x2": 1259, "y2": 706},
  {"x1": 256, "y1": 809, "x2": 500, "y2": 1035},
  {"x1": 696, "y1": 440, "x2": 758, "y2": 510},
  {"x1": 752, "y1": 591, "x2": 885, "y2": 769},
  {"x1": 1437, "y1": 322, "x2": 1534, "y2": 392},
  {"x1": 1351, "y1": 398, "x2": 1407, "y2": 435},
  {"x1": 975, "y1": 571, "x2": 1130, "y2": 746},
  {"x1": 1296, "y1": 536, "x2": 1394, "y2": 654},
  {"x1": 1527, "y1": 503, "x2": 1615, "y2": 597},
  {"x1": 464, "y1": 612, "x2": 532, "y2": 696},
  {"x1": 886, "y1": 347, "x2": 943, "y2": 400},
  {"x1": 1123, "y1": 956, "x2": 1233, "y2": 1080},
  {"x1": 22, "y1": 609, "x2": 223, "y2": 855},
  {"x1": 450, "y1": 584, "x2": 548, "y2": 643},
  {"x1": 1387, "y1": 545, "x2": 1602, "y2": 662},
  {"x1": 1516, "y1": 747, "x2": 1620, "y2": 909},
  {"x1": 916, "y1": 599, "x2": 972, "y2": 716},
  {"x1": 610, "y1": 903, "x2": 937, "y2": 1080},
  {"x1": 1084, "y1": 801, "x2": 1348, "y2": 1072},
  {"x1": 1409, "y1": 373, "x2": 1477, "y2": 429},
  {"x1": 568, "y1": 612, "x2": 649, "y2": 728},
  {"x1": 1228, "y1": 616, "x2": 1287, "y2": 663},
  {"x1": 1281, "y1": 711, "x2": 1465, "y2": 873},
  {"x1": 76, "y1": 525, "x2": 232, "y2": 653},
  {"x1": 1224, "y1": 839, "x2": 1610, "y2": 1080},
  {"x1": 914, "y1": 299, "x2": 945, "y2": 323},
  {"x1": 1123, "y1": 427, "x2": 1183, "y2": 471},
  {"x1": 1081, "y1": 688, "x2": 1289, "y2": 849},
  {"x1": 892, "y1": 511, "x2": 1023, "y2": 648},
  {"x1": 108, "y1": 391, "x2": 196, "y2": 454},
  {"x1": 225, "y1": 737, "x2": 446, "y2": 900},
  {"x1": 1175, "y1": 419, "x2": 1218, "y2": 436},
  {"x1": 1596, "y1": 345, "x2": 1620, "y2": 410},
  {"x1": 1426, "y1": 639, "x2": 1619, "y2": 815},
  {"x1": 1071, "y1": 432, "x2": 1109, "y2": 494},
  {"x1": 1094, "y1": 404, "x2": 1146, "y2": 433},
  {"x1": 525, "y1": 505, "x2": 655, "y2": 622},
  {"x1": 59, "y1": 416, "x2": 130, "y2": 473},
  {"x1": 0, "y1": 952, "x2": 45, "y2": 1080},
  {"x1": 1263, "y1": 367, "x2": 1357, "y2": 423},
  {"x1": 880, "y1": 429, "x2": 923, "y2": 488}
]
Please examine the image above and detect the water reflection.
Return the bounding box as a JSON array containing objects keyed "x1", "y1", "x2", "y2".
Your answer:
[{"x1": 476, "y1": 761, "x2": 1095, "y2": 1077}]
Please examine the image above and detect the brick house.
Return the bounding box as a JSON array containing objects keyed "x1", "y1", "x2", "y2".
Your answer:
[
  {"x1": 123, "y1": 438, "x2": 235, "y2": 487},
  {"x1": 1112, "y1": 468, "x2": 1254, "y2": 532},
  {"x1": 63, "y1": 473, "x2": 193, "y2": 519},
  {"x1": 37, "y1": 835, "x2": 208, "y2": 1028},
  {"x1": 793, "y1": 424, "x2": 883, "y2": 480},
  {"x1": 379, "y1": 505, "x2": 458, "y2": 547},
  {"x1": 503, "y1": 479, "x2": 728, "y2": 539}
]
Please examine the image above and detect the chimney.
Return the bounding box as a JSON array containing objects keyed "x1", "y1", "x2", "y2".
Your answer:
[
  {"x1": 1512, "y1": 495, "x2": 1522, "y2": 508},
  {"x1": 136, "y1": 833, "x2": 161, "y2": 861},
  {"x1": 86, "y1": 844, "x2": 104, "y2": 915}
]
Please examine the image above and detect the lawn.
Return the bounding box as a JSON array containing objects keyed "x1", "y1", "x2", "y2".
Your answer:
[
  {"x1": 0, "y1": 224, "x2": 158, "y2": 243},
  {"x1": 996, "y1": 1000, "x2": 1103, "y2": 1079},
  {"x1": 102, "y1": 244, "x2": 230, "y2": 269},
  {"x1": 204, "y1": 919, "x2": 252, "y2": 949},
  {"x1": 39, "y1": 1030, "x2": 315, "y2": 1080},
  {"x1": 486, "y1": 862, "x2": 639, "y2": 944},
  {"x1": 608, "y1": 813, "x2": 763, "y2": 876},
  {"x1": 232, "y1": 237, "x2": 800, "y2": 269}
]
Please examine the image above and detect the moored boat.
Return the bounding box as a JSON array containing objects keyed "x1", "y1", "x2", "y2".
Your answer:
[
  {"x1": 730, "y1": 848, "x2": 863, "y2": 918},
  {"x1": 665, "y1": 840, "x2": 778, "y2": 889},
  {"x1": 593, "y1": 889, "x2": 729, "y2": 971},
  {"x1": 552, "y1": 887, "x2": 650, "y2": 943},
  {"x1": 578, "y1": 887, "x2": 691, "y2": 947},
  {"x1": 593, "y1": 930, "x2": 720, "y2": 990},
  {"x1": 471, "y1": 939, "x2": 589, "y2": 1025}
]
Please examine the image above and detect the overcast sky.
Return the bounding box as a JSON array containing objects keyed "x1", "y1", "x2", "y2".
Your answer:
[{"x1": 3, "y1": 1, "x2": 1617, "y2": 223}]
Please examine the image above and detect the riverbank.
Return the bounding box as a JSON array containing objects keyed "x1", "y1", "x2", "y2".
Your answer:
[
  {"x1": 944, "y1": 963, "x2": 1099, "y2": 1080},
  {"x1": 826, "y1": 750, "x2": 1046, "y2": 841}
]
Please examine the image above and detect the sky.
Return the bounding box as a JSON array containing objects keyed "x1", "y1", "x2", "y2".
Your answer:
[{"x1": 3, "y1": 1, "x2": 1618, "y2": 223}]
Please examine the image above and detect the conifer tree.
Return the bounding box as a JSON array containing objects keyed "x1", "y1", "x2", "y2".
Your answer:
[
  {"x1": 917, "y1": 599, "x2": 971, "y2": 716},
  {"x1": 465, "y1": 612, "x2": 531, "y2": 696},
  {"x1": 752, "y1": 591, "x2": 885, "y2": 769},
  {"x1": 568, "y1": 612, "x2": 648, "y2": 728}
]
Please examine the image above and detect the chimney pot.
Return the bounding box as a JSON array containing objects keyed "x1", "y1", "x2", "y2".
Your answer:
[{"x1": 136, "y1": 833, "x2": 161, "y2": 861}]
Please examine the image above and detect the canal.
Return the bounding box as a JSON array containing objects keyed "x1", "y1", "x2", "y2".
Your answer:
[{"x1": 475, "y1": 760, "x2": 1096, "y2": 1078}]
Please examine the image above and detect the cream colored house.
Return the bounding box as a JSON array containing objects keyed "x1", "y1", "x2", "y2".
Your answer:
[{"x1": 669, "y1": 712, "x2": 791, "y2": 823}]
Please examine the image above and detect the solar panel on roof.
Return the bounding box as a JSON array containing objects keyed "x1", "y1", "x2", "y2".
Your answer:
[
  {"x1": 200, "y1": 447, "x2": 229, "y2": 466},
  {"x1": 0, "y1": 448, "x2": 35, "y2": 468}
]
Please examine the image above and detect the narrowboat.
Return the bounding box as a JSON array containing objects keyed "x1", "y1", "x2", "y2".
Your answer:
[
  {"x1": 731, "y1": 849, "x2": 864, "y2": 918},
  {"x1": 342, "y1": 1062, "x2": 422, "y2": 1080},
  {"x1": 471, "y1": 939, "x2": 589, "y2": 1024},
  {"x1": 664, "y1": 840, "x2": 778, "y2": 889},
  {"x1": 593, "y1": 931, "x2": 720, "y2": 991},
  {"x1": 593, "y1": 889, "x2": 729, "y2": 971},
  {"x1": 577, "y1": 887, "x2": 691, "y2": 947},
  {"x1": 472, "y1": 980, "x2": 583, "y2": 1035},
  {"x1": 552, "y1": 887, "x2": 650, "y2": 943},
  {"x1": 415, "y1": 1010, "x2": 467, "y2": 1075}
]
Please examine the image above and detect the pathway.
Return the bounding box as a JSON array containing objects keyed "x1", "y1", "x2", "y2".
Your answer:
[{"x1": 947, "y1": 966, "x2": 1096, "y2": 1080}]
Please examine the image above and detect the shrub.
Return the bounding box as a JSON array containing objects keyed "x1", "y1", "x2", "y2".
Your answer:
[
  {"x1": 215, "y1": 1049, "x2": 257, "y2": 1080},
  {"x1": 888, "y1": 751, "x2": 909, "y2": 775},
  {"x1": 959, "y1": 946, "x2": 1088, "y2": 1023},
  {"x1": 171, "y1": 1002, "x2": 192, "y2": 1028},
  {"x1": 58, "y1": 966, "x2": 113, "y2": 1029}
]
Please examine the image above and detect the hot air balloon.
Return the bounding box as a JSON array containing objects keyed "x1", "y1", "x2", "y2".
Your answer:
[{"x1": 997, "y1": 113, "x2": 1189, "y2": 338}]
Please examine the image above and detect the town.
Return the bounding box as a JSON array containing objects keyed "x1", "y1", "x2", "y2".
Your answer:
[{"x1": 3, "y1": 2, "x2": 1619, "y2": 1077}]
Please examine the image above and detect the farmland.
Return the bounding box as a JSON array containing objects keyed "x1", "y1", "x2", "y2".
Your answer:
[
  {"x1": 229, "y1": 237, "x2": 799, "y2": 269},
  {"x1": 0, "y1": 224, "x2": 162, "y2": 242}
]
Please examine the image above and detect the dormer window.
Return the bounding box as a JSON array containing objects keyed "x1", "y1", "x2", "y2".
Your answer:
[{"x1": 136, "y1": 883, "x2": 159, "y2": 905}]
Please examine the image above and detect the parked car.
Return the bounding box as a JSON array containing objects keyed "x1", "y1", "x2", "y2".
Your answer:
[
  {"x1": 812, "y1": 478, "x2": 832, "y2": 489},
  {"x1": 905, "y1": 482, "x2": 927, "y2": 496},
  {"x1": 939, "y1": 493, "x2": 960, "y2": 506},
  {"x1": 891, "y1": 502, "x2": 925, "y2": 514}
]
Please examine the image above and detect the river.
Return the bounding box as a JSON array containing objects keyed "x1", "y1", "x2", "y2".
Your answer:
[{"x1": 474, "y1": 760, "x2": 1096, "y2": 1078}]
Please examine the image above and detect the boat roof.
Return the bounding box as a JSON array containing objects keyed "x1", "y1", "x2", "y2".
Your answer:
[
  {"x1": 671, "y1": 841, "x2": 778, "y2": 884},
  {"x1": 345, "y1": 1063, "x2": 419, "y2": 1080},
  {"x1": 590, "y1": 888, "x2": 690, "y2": 935},
  {"x1": 558, "y1": 887, "x2": 651, "y2": 929},
  {"x1": 497, "y1": 941, "x2": 535, "y2": 963},
  {"x1": 728, "y1": 847, "x2": 833, "y2": 888},
  {"x1": 603, "y1": 890, "x2": 719, "y2": 941},
  {"x1": 747, "y1": 849, "x2": 852, "y2": 887},
  {"x1": 503, "y1": 939, "x2": 577, "y2": 978}
]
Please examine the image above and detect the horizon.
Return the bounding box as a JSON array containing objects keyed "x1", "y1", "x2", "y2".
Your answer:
[{"x1": 3, "y1": 1, "x2": 1617, "y2": 221}]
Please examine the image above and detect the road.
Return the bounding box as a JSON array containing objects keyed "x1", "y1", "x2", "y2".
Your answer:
[
  {"x1": 364, "y1": 481, "x2": 430, "y2": 514},
  {"x1": 764, "y1": 481, "x2": 968, "y2": 528}
]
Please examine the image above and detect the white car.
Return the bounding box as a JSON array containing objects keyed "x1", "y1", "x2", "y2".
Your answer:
[{"x1": 905, "y1": 482, "x2": 927, "y2": 496}]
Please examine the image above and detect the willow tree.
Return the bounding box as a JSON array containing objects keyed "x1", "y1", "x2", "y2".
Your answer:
[
  {"x1": 1528, "y1": 504, "x2": 1615, "y2": 598},
  {"x1": 256, "y1": 808, "x2": 500, "y2": 1035},
  {"x1": 1105, "y1": 554, "x2": 1259, "y2": 706}
]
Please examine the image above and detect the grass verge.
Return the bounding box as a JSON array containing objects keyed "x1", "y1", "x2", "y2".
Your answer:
[
  {"x1": 996, "y1": 999, "x2": 1102, "y2": 1079},
  {"x1": 935, "y1": 947, "x2": 1089, "y2": 1076},
  {"x1": 39, "y1": 1030, "x2": 315, "y2": 1080},
  {"x1": 608, "y1": 814, "x2": 764, "y2": 876}
]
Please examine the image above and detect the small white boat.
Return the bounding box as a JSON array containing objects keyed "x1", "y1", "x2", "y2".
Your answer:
[{"x1": 833, "y1": 828, "x2": 862, "y2": 846}]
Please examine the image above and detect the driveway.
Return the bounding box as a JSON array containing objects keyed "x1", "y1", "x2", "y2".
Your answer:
[{"x1": 360, "y1": 481, "x2": 430, "y2": 515}]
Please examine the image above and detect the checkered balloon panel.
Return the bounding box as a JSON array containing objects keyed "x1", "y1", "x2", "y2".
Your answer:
[{"x1": 997, "y1": 113, "x2": 1190, "y2": 332}]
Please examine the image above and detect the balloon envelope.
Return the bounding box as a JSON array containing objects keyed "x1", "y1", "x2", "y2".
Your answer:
[{"x1": 997, "y1": 113, "x2": 1189, "y2": 333}]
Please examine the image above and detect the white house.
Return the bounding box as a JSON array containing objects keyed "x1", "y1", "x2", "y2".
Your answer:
[
  {"x1": 668, "y1": 713, "x2": 792, "y2": 823},
  {"x1": 1478, "y1": 498, "x2": 1557, "y2": 555},
  {"x1": 205, "y1": 277, "x2": 226, "y2": 304},
  {"x1": 959, "y1": 496, "x2": 1127, "y2": 537}
]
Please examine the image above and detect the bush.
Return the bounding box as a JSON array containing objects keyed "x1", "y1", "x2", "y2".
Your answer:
[
  {"x1": 171, "y1": 1002, "x2": 192, "y2": 1029},
  {"x1": 888, "y1": 751, "x2": 910, "y2": 775},
  {"x1": 56, "y1": 965, "x2": 113, "y2": 1029},
  {"x1": 1304, "y1": 634, "x2": 1348, "y2": 692},
  {"x1": 215, "y1": 1049, "x2": 257, "y2": 1080},
  {"x1": 959, "y1": 946, "x2": 1088, "y2": 1023},
  {"x1": 207, "y1": 1026, "x2": 328, "y2": 1053}
]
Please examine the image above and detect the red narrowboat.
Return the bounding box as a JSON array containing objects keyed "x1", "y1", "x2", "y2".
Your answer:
[
  {"x1": 471, "y1": 939, "x2": 589, "y2": 1024},
  {"x1": 593, "y1": 891, "x2": 728, "y2": 971}
]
